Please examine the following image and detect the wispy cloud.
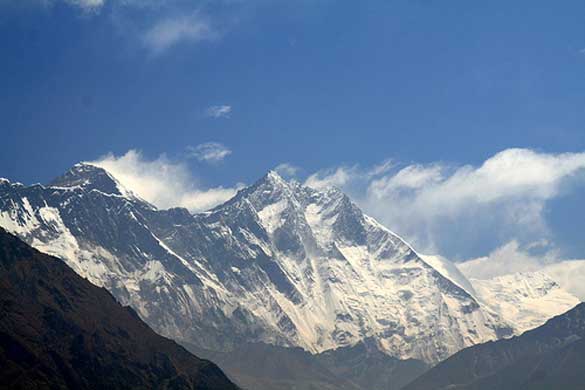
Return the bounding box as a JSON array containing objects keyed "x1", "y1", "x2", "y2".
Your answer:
[
  {"x1": 458, "y1": 240, "x2": 552, "y2": 280},
  {"x1": 142, "y1": 12, "x2": 218, "y2": 55},
  {"x1": 274, "y1": 163, "x2": 300, "y2": 178},
  {"x1": 65, "y1": 0, "x2": 104, "y2": 12},
  {"x1": 305, "y1": 148, "x2": 585, "y2": 258},
  {"x1": 542, "y1": 260, "x2": 585, "y2": 300},
  {"x1": 28, "y1": 0, "x2": 276, "y2": 57},
  {"x1": 31, "y1": 1, "x2": 223, "y2": 54},
  {"x1": 187, "y1": 142, "x2": 232, "y2": 163},
  {"x1": 33, "y1": 0, "x2": 105, "y2": 12},
  {"x1": 305, "y1": 166, "x2": 357, "y2": 190},
  {"x1": 205, "y1": 105, "x2": 232, "y2": 119},
  {"x1": 304, "y1": 160, "x2": 395, "y2": 190},
  {"x1": 367, "y1": 159, "x2": 395, "y2": 177},
  {"x1": 90, "y1": 150, "x2": 241, "y2": 212}
]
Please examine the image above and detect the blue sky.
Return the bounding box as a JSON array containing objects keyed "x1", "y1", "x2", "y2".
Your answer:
[{"x1": 1, "y1": 0, "x2": 585, "y2": 262}]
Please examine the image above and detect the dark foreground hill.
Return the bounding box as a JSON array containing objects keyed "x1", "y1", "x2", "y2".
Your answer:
[
  {"x1": 0, "y1": 228, "x2": 238, "y2": 390},
  {"x1": 404, "y1": 302, "x2": 585, "y2": 390},
  {"x1": 186, "y1": 340, "x2": 428, "y2": 390}
]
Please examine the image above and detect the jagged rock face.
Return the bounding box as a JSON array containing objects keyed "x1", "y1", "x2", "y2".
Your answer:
[{"x1": 0, "y1": 164, "x2": 513, "y2": 363}]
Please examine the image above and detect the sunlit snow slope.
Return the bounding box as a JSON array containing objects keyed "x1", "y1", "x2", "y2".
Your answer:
[{"x1": 468, "y1": 272, "x2": 580, "y2": 334}]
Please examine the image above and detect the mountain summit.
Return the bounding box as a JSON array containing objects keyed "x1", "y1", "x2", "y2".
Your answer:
[
  {"x1": 49, "y1": 162, "x2": 149, "y2": 204},
  {"x1": 0, "y1": 164, "x2": 572, "y2": 364},
  {"x1": 50, "y1": 163, "x2": 122, "y2": 193}
]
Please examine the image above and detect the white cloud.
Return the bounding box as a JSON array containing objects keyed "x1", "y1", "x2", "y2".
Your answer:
[
  {"x1": 65, "y1": 0, "x2": 104, "y2": 11},
  {"x1": 206, "y1": 105, "x2": 232, "y2": 119},
  {"x1": 457, "y1": 241, "x2": 549, "y2": 280},
  {"x1": 369, "y1": 148, "x2": 585, "y2": 211},
  {"x1": 187, "y1": 142, "x2": 232, "y2": 163},
  {"x1": 143, "y1": 12, "x2": 217, "y2": 55},
  {"x1": 177, "y1": 186, "x2": 241, "y2": 212},
  {"x1": 306, "y1": 149, "x2": 585, "y2": 257},
  {"x1": 542, "y1": 260, "x2": 585, "y2": 300},
  {"x1": 90, "y1": 150, "x2": 240, "y2": 212},
  {"x1": 35, "y1": 0, "x2": 104, "y2": 12},
  {"x1": 369, "y1": 149, "x2": 585, "y2": 252},
  {"x1": 305, "y1": 166, "x2": 356, "y2": 190},
  {"x1": 274, "y1": 163, "x2": 300, "y2": 178},
  {"x1": 367, "y1": 159, "x2": 395, "y2": 177},
  {"x1": 369, "y1": 164, "x2": 442, "y2": 193}
]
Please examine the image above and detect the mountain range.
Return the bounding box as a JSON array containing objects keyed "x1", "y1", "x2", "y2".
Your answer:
[{"x1": 0, "y1": 162, "x2": 581, "y2": 389}]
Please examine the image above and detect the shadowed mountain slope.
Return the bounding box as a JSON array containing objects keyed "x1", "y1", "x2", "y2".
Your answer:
[{"x1": 0, "y1": 228, "x2": 238, "y2": 390}]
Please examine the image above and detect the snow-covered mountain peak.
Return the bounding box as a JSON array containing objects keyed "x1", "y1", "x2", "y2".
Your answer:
[
  {"x1": 255, "y1": 170, "x2": 294, "y2": 196},
  {"x1": 220, "y1": 171, "x2": 366, "y2": 249},
  {"x1": 217, "y1": 170, "x2": 294, "y2": 212},
  {"x1": 0, "y1": 177, "x2": 24, "y2": 188},
  {"x1": 48, "y1": 162, "x2": 145, "y2": 204},
  {"x1": 187, "y1": 173, "x2": 512, "y2": 362},
  {"x1": 0, "y1": 178, "x2": 16, "y2": 190},
  {"x1": 470, "y1": 271, "x2": 580, "y2": 334},
  {"x1": 483, "y1": 271, "x2": 560, "y2": 295},
  {"x1": 471, "y1": 271, "x2": 578, "y2": 305},
  {"x1": 265, "y1": 169, "x2": 286, "y2": 184},
  {"x1": 50, "y1": 163, "x2": 120, "y2": 192}
]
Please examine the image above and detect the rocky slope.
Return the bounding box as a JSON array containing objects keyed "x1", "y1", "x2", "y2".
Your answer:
[{"x1": 0, "y1": 228, "x2": 238, "y2": 390}]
